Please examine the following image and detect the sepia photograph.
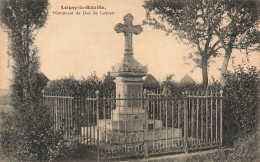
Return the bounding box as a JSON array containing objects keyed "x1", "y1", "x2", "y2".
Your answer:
[{"x1": 0, "y1": 0, "x2": 259, "y2": 161}]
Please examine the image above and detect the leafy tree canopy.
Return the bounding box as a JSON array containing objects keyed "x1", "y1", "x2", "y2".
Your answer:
[
  {"x1": 1, "y1": 0, "x2": 48, "y2": 32},
  {"x1": 0, "y1": 1, "x2": 65, "y2": 161},
  {"x1": 143, "y1": 0, "x2": 259, "y2": 86}
]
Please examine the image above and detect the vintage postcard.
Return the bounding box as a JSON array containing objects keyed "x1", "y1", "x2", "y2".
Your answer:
[{"x1": 0, "y1": 0, "x2": 259, "y2": 161}]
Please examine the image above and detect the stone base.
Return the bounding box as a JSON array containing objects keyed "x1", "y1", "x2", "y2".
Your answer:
[
  {"x1": 112, "y1": 106, "x2": 146, "y2": 131},
  {"x1": 97, "y1": 118, "x2": 162, "y2": 132},
  {"x1": 81, "y1": 125, "x2": 182, "y2": 144}
]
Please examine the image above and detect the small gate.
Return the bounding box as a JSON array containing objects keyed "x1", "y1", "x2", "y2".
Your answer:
[{"x1": 43, "y1": 89, "x2": 223, "y2": 160}]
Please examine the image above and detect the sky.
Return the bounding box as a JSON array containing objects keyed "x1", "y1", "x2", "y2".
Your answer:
[{"x1": 0, "y1": 0, "x2": 259, "y2": 89}]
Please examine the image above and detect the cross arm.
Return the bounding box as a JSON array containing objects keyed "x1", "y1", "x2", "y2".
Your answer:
[
  {"x1": 133, "y1": 25, "x2": 142, "y2": 35},
  {"x1": 114, "y1": 23, "x2": 126, "y2": 33}
]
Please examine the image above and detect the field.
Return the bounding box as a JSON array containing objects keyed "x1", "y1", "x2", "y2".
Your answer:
[{"x1": 0, "y1": 89, "x2": 14, "y2": 161}]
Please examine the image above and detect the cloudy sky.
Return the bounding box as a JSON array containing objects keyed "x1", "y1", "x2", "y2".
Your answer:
[{"x1": 0, "y1": 0, "x2": 259, "y2": 89}]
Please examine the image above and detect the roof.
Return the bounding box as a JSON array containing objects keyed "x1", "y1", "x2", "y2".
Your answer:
[
  {"x1": 38, "y1": 72, "x2": 49, "y2": 82},
  {"x1": 144, "y1": 74, "x2": 159, "y2": 85},
  {"x1": 180, "y1": 74, "x2": 195, "y2": 84}
]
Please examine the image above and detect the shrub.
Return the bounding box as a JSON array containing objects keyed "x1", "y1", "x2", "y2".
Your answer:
[
  {"x1": 44, "y1": 75, "x2": 81, "y2": 95},
  {"x1": 0, "y1": 104, "x2": 67, "y2": 161},
  {"x1": 223, "y1": 65, "x2": 258, "y2": 145},
  {"x1": 44, "y1": 72, "x2": 116, "y2": 97},
  {"x1": 53, "y1": 141, "x2": 97, "y2": 161},
  {"x1": 225, "y1": 132, "x2": 258, "y2": 162}
]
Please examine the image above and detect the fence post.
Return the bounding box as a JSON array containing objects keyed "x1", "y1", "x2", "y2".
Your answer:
[
  {"x1": 183, "y1": 91, "x2": 188, "y2": 153},
  {"x1": 220, "y1": 89, "x2": 223, "y2": 147},
  {"x1": 143, "y1": 89, "x2": 149, "y2": 159},
  {"x1": 96, "y1": 90, "x2": 100, "y2": 161}
]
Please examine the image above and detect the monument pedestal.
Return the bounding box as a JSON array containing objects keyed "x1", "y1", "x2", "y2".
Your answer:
[
  {"x1": 112, "y1": 107, "x2": 145, "y2": 131},
  {"x1": 80, "y1": 14, "x2": 183, "y2": 148}
]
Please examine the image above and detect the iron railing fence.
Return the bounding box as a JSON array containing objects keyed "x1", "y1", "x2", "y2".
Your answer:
[{"x1": 43, "y1": 89, "x2": 223, "y2": 160}]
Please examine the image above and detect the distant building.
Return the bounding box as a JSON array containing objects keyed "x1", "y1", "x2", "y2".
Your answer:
[
  {"x1": 37, "y1": 72, "x2": 49, "y2": 88},
  {"x1": 180, "y1": 74, "x2": 195, "y2": 85}
]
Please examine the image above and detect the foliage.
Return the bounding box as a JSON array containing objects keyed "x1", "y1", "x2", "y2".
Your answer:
[
  {"x1": 160, "y1": 74, "x2": 178, "y2": 95},
  {"x1": 101, "y1": 72, "x2": 116, "y2": 97},
  {"x1": 151, "y1": 132, "x2": 258, "y2": 162},
  {"x1": 82, "y1": 72, "x2": 103, "y2": 96},
  {"x1": 1, "y1": 0, "x2": 48, "y2": 32},
  {"x1": 160, "y1": 74, "x2": 203, "y2": 96},
  {"x1": 54, "y1": 142, "x2": 97, "y2": 161},
  {"x1": 44, "y1": 75, "x2": 81, "y2": 95},
  {"x1": 143, "y1": 0, "x2": 260, "y2": 86},
  {"x1": 225, "y1": 132, "x2": 258, "y2": 162},
  {"x1": 44, "y1": 72, "x2": 116, "y2": 97},
  {"x1": 0, "y1": 106, "x2": 66, "y2": 161},
  {"x1": 223, "y1": 64, "x2": 258, "y2": 145},
  {"x1": 214, "y1": 0, "x2": 260, "y2": 77},
  {"x1": 0, "y1": 0, "x2": 66, "y2": 161},
  {"x1": 0, "y1": 0, "x2": 49, "y2": 113},
  {"x1": 143, "y1": 0, "x2": 223, "y2": 86}
]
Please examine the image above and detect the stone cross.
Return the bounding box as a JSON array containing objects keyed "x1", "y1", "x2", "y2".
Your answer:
[{"x1": 114, "y1": 13, "x2": 142, "y2": 55}]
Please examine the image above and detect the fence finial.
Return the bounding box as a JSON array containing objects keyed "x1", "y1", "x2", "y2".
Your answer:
[
  {"x1": 220, "y1": 89, "x2": 223, "y2": 97},
  {"x1": 95, "y1": 90, "x2": 100, "y2": 98},
  {"x1": 143, "y1": 89, "x2": 147, "y2": 98}
]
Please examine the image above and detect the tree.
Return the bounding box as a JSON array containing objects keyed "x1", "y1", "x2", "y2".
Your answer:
[
  {"x1": 143, "y1": 0, "x2": 259, "y2": 87},
  {"x1": 0, "y1": 0, "x2": 62, "y2": 161},
  {"x1": 161, "y1": 74, "x2": 178, "y2": 95},
  {"x1": 102, "y1": 72, "x2": 116, "y2": 97},
  {"x1": 1, "y1": 0, "x2": 49, "y2": 112},
  {"x1": 212, "y1": 0, "x2": 259, "y2": 84},
  {"x1": 143, "y1": 0, "x2": 223, "y2": 87}
]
